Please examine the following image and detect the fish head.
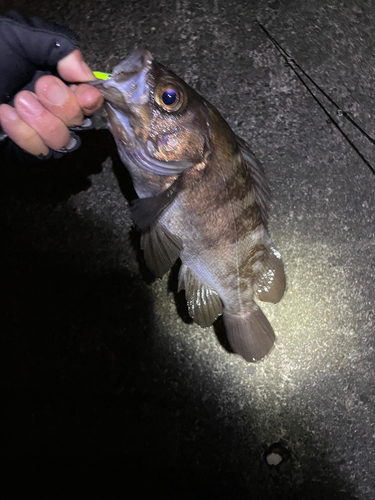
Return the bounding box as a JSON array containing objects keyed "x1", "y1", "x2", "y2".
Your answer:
[{"x1": 91, "y1": 49, "x2": 210, "y2": 179}]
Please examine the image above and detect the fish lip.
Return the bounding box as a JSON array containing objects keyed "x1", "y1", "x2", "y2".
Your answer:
[
  {"x1": 88, "y1": 80, "x2": 124, "y2": 104},
  {"x1": 105, "y1": 102, "x2": 136, "y2": 144},
  {"x1": 89, "y1": 49, "x2": 153, "y2": 106}
]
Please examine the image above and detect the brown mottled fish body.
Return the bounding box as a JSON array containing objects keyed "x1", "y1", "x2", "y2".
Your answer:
[{"x1": 91, "y1": 50, "x2": 286, "y2": 362}]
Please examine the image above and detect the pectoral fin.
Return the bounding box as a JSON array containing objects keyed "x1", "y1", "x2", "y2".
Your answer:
[
  {"x1": 255, "y1": 246, "x2": 286, "y2": 304},
  {"x1": 141, "y1": 224, "x2": 182, "y2": 278},
  {"x1": 223, "y1": 306, "x2": 275, "y2": 363},
  {"x1": 178, "y1": 265, "x2": 223, "y2": 327},
  {"x1": 131, "y1": 178, "x2": 182, "y2": 230}
]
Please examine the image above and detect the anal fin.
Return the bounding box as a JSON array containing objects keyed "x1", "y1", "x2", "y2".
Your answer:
[
  {"x1": 256, "y1": 246, "x2": 286, "y2": 304},
  {"x1": 141, "y1": 224, "x2": 182, "y2": 278},
  {"x1": 178, "y1": 265, "x2": 223, "y2": 327},
  {"x1": 223, "y1": 305, "x2": 275, "y2": 363}
]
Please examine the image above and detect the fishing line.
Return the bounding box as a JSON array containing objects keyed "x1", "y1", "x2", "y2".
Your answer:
[{"x1": 256, "y1": 20, "x2": 375, "y2": 176}]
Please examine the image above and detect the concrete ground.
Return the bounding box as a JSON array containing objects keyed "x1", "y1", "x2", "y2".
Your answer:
[{"x1": 1, "y1": 0, "x2": 374, "y2": 498}]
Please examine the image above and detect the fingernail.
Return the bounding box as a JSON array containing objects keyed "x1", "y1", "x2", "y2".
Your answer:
[
  {"x1": 80, "y1": 60, "x2": 95, "y2": 80},
  {"x1": 0, "y1": 105, "x2": 19, "y2": 121},
  {"x1": 44, "y1": 79, "x2": 69, "y2": 106},
  {"x1": 70, "y1": 117, "x2": 92, "y2": 131},
  {"x1": 56, "y1": 133, "x2": 81, "y2": 153},
  {"x1": 37, "y1": 152, "x2": 51, "y2": 160},
  {"x1": 16, "y1": 93, "x2": 44, "y2": 117}
]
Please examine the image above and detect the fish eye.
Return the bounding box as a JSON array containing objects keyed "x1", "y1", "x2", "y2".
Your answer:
[
  {"x1": 162, "y1": 88, "x2": 177, "y2": 106},
  {"x1": 155, "y1": 82, "x2": 186, "y2": 112}
]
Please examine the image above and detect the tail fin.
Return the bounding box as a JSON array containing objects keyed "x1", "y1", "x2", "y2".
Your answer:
[{"x1": 223, "y1": 306, "x2": 275, "y2": 362}]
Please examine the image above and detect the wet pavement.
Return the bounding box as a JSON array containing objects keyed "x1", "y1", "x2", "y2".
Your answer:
[{"x1": 1, "y1": 1, "x2": 374, "y2": 498}]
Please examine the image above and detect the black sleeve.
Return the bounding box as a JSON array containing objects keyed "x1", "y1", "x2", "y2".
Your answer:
[
  {"x1": 0, "y1": 11, "x2": 79, "y2": 104},
  {"x1": 0, "y1": 12, "x2": 82, "y2": 162}
]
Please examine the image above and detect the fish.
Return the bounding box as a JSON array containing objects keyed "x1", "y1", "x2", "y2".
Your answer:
[{"x1": 90, "y1": 49, "x2": 286, "y2": 362}]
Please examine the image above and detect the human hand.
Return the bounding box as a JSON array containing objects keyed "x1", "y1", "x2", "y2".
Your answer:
[
  {"x1": 0, "y1": 13, "x2": 103, "y2": 158},
  {"x1": 0, "y1": 50, "x2": 103, "y2": 157}
]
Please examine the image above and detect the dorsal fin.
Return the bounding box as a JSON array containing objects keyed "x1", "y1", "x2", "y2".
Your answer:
[{"x1": 236, "y1": 135, "x2": 271, "y2": 225}]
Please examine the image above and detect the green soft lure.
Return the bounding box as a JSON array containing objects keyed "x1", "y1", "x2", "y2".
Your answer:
[{"x1": 93, "y1": 71, "x2": 112, "y2": 80}]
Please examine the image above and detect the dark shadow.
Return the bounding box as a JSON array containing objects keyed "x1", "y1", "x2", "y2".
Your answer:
[
  {"x1": 0, "y1": 129, "x2": 112, "y2": 203},
  {"x1": 110, "y1": 139, "x2": 137, "y2": 203},
  {"x1": 111, "y1": 143, "x2": 155, "y2": 284},
  {"x1": 213, "y1": 315, "x2": 234, "y2": 354},
  {"x1": 0, "y1": 133, "x2": 358, "y2": 500}
]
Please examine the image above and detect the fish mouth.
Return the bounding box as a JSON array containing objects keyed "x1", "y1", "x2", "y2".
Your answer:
[
  {"x1": 88, "y1": 49, "x2": 153, "y2": 153},
  {"x1": 89, "y1": 49, "x2": 153, "y2": 106}
]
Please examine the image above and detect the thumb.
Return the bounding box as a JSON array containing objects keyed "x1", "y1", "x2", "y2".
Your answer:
[{"x1": 57, "y1": 49, "x2": 96, "y2": 82}]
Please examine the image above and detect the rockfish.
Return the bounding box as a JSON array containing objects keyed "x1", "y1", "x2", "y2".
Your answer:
[{"x1": 91, "y1": 50, "x2": 286, "y2": 362}]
